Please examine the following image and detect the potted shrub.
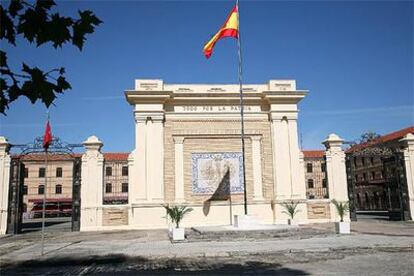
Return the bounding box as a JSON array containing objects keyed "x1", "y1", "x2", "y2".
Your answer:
[
  {"x1": 280, "y1": 201, "x2": 300, "y2": 225},
  {"x1": 331, "y1": 199, "x2": 350, "y2": 234},
  {"x1": 163, "y1": 204, "x2": 193, "y2": 241}
]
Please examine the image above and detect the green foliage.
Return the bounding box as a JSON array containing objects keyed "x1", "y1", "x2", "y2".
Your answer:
[
  {"x1": 280, "y1": 201, "x2": 300, "y2": 220},
  {"x1": 0, "y1": 0, "x2": 102, "y2": 114},
  {"x1": 163, "y1": 204, "x2": 193, "y2": 228},
  {"x1": 331, "y1": 199, "x2": 350, "y2": 222}
]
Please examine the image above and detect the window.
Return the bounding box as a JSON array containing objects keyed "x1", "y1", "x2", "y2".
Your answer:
[
  {"x1": 370, "y1": 157, "x2": 374, "y2": 165},
  {"x1": 363, "y1": 173, "x2": 367, "y2": 181},
  {"x1": 122, "y1": 183, "x2": 128, "y2": 193},
  {"x1": 106, "y1": 167, "x2": 112, "y2": 176},
  {"x1": 353, "y1": 158, "x2": 357, "y2": 168},
  {"x1": 307, "y1": 163, "x2": 313, "y2": 173},
  {"x1": 321, "y1": 163, "x2": 326, "y2": 173},
  {"x1": 39, "y1": 168, "x2": 45, "y2": 178},
  {"x1": 38, "y1": 185, "x2": 44, "y2": 195},
  {"x1": 122, "y1": 166, "x2": 128, "y2": 176},
  {"x1": 105, "y1": 183, "x2": 112, "y2": 193},
  {"x1": 371, "y1": 171, "x2": 375, "y2": 180},
  {"x1": 307, "y1": 179, "x2": 314, "y2": 189},
  {"x1": 361, "y1": 157, "x2": 365, "y2": 166},
  {"x1": 56, "y1": 167, "x2": 63, "y2": 178},
  {"x1": 23, "y1": 185, "x2": 28, "y2": 195},
  {"x1": 55, "y1": 184, "x2": 62, "y2": 194},
  {"x1": 322, "y1": 179, "x2": 327, "y2": 188},
  {"x1": 24, "y1": 168, "x2": 29, "y2": 178}
]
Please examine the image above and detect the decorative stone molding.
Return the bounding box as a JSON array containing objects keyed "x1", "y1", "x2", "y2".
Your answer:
[{"x1": 173, "y1": 136, "x2": 185, "y2": 144}]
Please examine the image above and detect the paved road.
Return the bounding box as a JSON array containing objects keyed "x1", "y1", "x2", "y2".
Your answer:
[{"x1": 1, "y1": 250, "x2": 413, "y2": 275}]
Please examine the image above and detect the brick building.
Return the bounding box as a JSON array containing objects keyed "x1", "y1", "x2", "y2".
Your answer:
[
  {"x1": 18, "y1": 152, "x2": 129, "y2": 218},
  {"x1": 347, "y1": 126, "x2": 414, "y2": 211},
  {"x1": 302, "y1": 150, "x2": 328, "y2": 199}
]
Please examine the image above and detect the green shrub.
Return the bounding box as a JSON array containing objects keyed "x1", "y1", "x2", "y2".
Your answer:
[
  {"x1": 163, "y1": 204, "x2": 193, "y2": 228},
  {"x1": 331, "y1": 199, "x2": 350, "y2": 222}
]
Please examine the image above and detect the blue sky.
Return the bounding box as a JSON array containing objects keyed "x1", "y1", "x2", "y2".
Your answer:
[{"x1": 1, "y1": 0, "x2": 413, "y2": 152}]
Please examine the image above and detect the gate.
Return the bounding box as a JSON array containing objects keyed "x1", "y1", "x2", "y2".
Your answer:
[
  {"x1": 6, "y1": 137, "x2": 82, "y2": 234},
  {"x1": 346, "y1": 145, "x2": 410, "y2": 221}
]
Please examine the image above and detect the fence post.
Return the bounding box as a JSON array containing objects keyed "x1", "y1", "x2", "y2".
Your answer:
[
  {"x1": 400, "y1": 133, "x2": 414, "y2": 220},
  {"x1": 323, "y1": 133, "x2": 350, "y2": 222},
  {"x1": 80, "y1": 136, "x2": 104, "y2": 231},
  {"x1": 0, "y1": 137, "x2": 11, "y2": 235}
]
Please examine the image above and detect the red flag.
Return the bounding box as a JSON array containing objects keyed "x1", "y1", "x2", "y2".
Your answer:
[{"x1": 43, "y1": 121, "x2": 52, "y2": 150}]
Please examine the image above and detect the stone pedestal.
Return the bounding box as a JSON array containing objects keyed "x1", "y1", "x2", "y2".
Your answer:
[
  {"x1": 0, "y1": 137, "x2": 11, "y2": 235},
  {"x1": 323, "y1": 133, "x2": 349, "y2": 222},
  {"x1": 80, "y1": 136, "x2": 104, "y2": 231},
  {"x1": 400, "y1": 133, "x2": 414, "y2": 220}
]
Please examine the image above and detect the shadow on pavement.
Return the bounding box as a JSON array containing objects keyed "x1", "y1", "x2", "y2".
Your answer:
[{"x1": 2, "y1": 254, "x2": 310, "y2": 275}]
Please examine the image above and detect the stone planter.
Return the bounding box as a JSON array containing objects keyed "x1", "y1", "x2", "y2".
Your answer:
[
  {"x1": 287, "y1": 219, "x2": 299, "y2": 226},
  {"x1": 172, "y1": 227, "x2": 185, "y2": 241},
  {"x1": 335, "y1": 221, "x2": 350, "y2": 234}
]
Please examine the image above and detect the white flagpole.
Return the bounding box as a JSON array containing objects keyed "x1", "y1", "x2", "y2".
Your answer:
[{"x1": 236, "y1": 0, "x2": 248, "y2": 215}]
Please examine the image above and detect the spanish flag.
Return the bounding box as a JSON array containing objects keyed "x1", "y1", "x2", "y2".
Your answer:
[{"x1": 203, "y1": 5, "x2": 239, "y2": 59}]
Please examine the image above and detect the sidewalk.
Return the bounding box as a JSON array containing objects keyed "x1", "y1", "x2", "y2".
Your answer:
[{"x1": 0, "y1": 220, "x2": 413, "y2": 267}]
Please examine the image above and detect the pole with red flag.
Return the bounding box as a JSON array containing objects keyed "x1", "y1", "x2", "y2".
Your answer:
[{"x1": 41, "y1": 110, "x2": 52, "y2": 255}]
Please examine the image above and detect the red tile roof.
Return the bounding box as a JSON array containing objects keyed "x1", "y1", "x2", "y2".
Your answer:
[
  {"x1": 103, "y1": 153, "x2": 129, "y2": 161},
  {"x1": 348, "y1": 126, "x2": 414, "y2": 152},
  {"x1": 302, "y1": 150, "x2": 325, "y2": 158}
]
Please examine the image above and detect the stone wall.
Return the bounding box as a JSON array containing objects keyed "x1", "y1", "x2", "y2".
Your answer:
[{"x1": 164, "y1": 120, "x2": 274, "y2": 204}]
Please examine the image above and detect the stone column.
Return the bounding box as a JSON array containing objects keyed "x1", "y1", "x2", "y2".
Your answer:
[
  {"x1": 270, "y1": 112, "x2": 307, "y2": 223},
  {"x1": 174, "y1": 136, "x2": 185, "y2": 203},
  {"x1": 0, "y1": 137, "x2": 11, "y2": 235},
  {"x1": 81, "y1": 136, "x2": 104, "y2": 231},
  {"x1": 270, "y1": 115, "x2": 292, "y2": 200},
  {"x1": 147, "y1": 114, "x2": 164, "y2": 202},
  {"x1": 400, "y1": 133, "x2": 414, "y2": 220},
  {"x1": 251, "y1": 136, "x2": 264, "y2": 200},
  {"x1": 323, "y1": 133, "x2": 349, "y2": 222},
  {"x1": 130, "y1": 114, "x2": 147, "y2": 202}
]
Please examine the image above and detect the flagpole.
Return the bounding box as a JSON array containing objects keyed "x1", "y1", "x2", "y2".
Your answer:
[
  {"x1": 41, "y1": 111, "x2": 49, "y2": 256},
  {"x1": 236, "y1": 0, "x2": 248, "y2": 215}
]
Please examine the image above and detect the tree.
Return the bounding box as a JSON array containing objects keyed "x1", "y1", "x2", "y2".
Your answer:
[
  {"x1": 0, "y1": 0, "x2": 102, "y2": 114},
  {"x1": 358, "y1": 131, "x2": 381, "y2": 144}
]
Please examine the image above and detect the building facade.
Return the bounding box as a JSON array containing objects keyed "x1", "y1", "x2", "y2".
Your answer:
[
  {"x1": 17, "y1": 153, "x2": 129, "y2": 219},
  {"x1": 347, "y1": 127, "x2": 414, "y2": 212},
  {"x1": 302, "y1": 150, "x2": 328, "y2": 200},
  {"x1": 0, "y1": 79, "x2": 356, "y2": 234}
]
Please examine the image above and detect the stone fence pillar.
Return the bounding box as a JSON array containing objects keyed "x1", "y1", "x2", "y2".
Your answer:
[
  {"x1": 80, "y1": 136, "x2": 104, "y2": 231},
  {"x1": 0, "y1": 137, "x2": 11, "y2": 235},
  {"x1": 400, "y1": 133, "x2": 414, "y2": 220},
  {"x1": 323, "y1": 133, "x2": 349, "y2": 222}
]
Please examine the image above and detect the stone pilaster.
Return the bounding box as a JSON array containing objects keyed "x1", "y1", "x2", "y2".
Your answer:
[
  {"x1": 400, "y1": 133, "x2": 414, "y2": 220},
  {"x1": 251, "y1": 136, "x2": 264, "y2": 200},
  {"x1": 174, "y1": 136, "x2": 185, "y2": 203},
  {"x1": 270, "y1": 112, "x2": 307, "y2": 223},
  {"x1": 0, "y1": 137, "x2": 11, "y2": 235},
  {"x1": 81, "y1": 136, "x2": 104, "y2": 231},
  {"x1": 323, "y1": 133, "x2": 349, "y2": 222}
]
